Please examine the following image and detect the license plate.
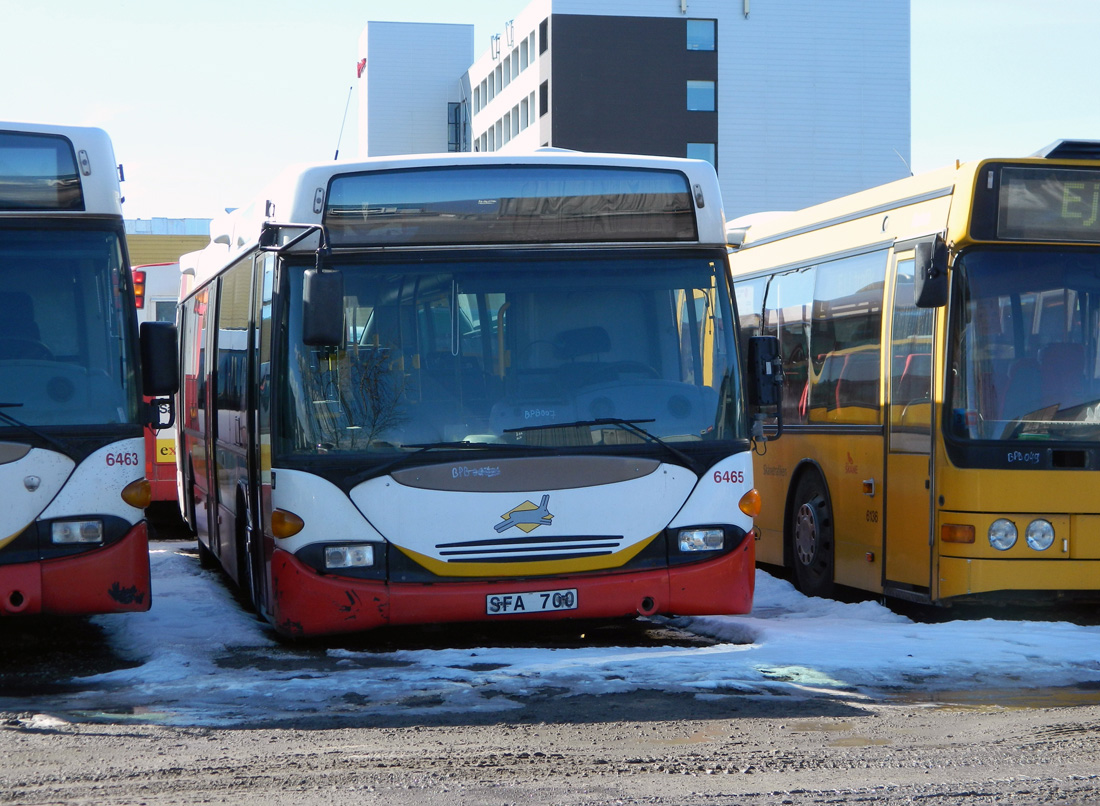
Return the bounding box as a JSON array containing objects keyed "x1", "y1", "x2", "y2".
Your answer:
[{"x1": 486, "y1": 588, "x2": 578, "y2": 615}]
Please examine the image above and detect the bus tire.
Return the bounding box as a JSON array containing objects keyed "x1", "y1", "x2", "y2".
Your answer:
[
  {"x1": 789, "y1": 471, "x2": 835, "y2": 599},
  {"x1": 196, "y1": 535, "x2": 217, "y2": 569}
]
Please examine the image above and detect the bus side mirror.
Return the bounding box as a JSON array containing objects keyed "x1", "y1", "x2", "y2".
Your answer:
[
  {"x1": 140, "y1": 321, "x2": 179, "y2": 397},
  {"x1": 302, "y1": 268, "x2": 344, "y2": 346},
  {"x1": 914, "y1": 236, "x2": 948, "y2": 308},
  {"x1": 747, "y1": 335, "x2": 783, "y2": 441}
]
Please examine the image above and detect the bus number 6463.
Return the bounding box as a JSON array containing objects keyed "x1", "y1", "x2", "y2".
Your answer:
[{"x1": 106, "y1": 452, "x2": 140, "y2": 467}]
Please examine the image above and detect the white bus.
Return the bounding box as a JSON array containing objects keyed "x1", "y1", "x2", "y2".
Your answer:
[
  {"x1": 133, "y1": 261, "x2": 183, "y2": 509},
  {"x1": 177, "y1": 152, "x2": 781, "y2": 637},
  {"x1": 0, "y1": 121, "x2": 177, "y2": 617}
]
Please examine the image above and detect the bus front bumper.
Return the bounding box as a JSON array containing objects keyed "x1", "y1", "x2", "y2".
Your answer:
[
  {"x1": 0, "y1": 522, "x2": 151, "y2": 616},
  {"x1": 268, "y1": 539, "x2": 755, "y2": 638}
]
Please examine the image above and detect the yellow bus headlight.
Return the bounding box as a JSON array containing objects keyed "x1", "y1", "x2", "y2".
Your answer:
[
  {"x1": 1025, "y1": 519, "x2": 1055, "y2": 551},
  {"x1": 988, "y1": 518, "x2": 1017, "y2": 551}
]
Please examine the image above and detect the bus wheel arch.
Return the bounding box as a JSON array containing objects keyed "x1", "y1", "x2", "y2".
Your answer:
[{"x1": 785, "y1": 462, "x2": 836, "y2": 599}]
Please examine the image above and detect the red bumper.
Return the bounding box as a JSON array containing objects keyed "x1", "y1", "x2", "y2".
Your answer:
[
  {"x1": 269, "y1": 536, "x2": 755, "y2": 638},
  {"x1": 0, "y1": 523, "x2": 151, "y2": 616}
]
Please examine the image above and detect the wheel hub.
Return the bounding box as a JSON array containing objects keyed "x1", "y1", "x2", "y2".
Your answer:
[{"x1": 794, "y1": 502, "x2": 818, "y2": 566}]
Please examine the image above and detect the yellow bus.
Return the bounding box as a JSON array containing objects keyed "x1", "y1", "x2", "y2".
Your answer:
[{"x1": 729, "y1": 140, "x2": 1100, "y2": 605}]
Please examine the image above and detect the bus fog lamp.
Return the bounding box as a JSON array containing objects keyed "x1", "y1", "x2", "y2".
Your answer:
[
  {"x1": 51, "y1": 520, "x2": 104, "y2": 544},
  {"x1": 678, "y1": 529, "x2": 724, "y2": 552},
  {"x1": 1025, "y1": 519, "x2": 1055, "y2": 551},
  {"x1": 324, "y1": 544, "x2": 375, "y2": 569},
  {"x1": 988, "y1": 518, "x2": 1017, "y2": 551}
]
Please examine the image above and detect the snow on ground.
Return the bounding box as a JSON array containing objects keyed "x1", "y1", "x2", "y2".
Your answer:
[{"x1": 16, "y1": 543, "x2": 1100, "y2": 726}]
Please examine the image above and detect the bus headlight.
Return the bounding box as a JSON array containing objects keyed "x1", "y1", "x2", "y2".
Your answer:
[
  {"x1": 1025, "y1": 519, "x2": 1055, "y2": 551},
  {"x1": 678, "y1": 528, "x2": 724, "y2": 552},
  {"x1": 988, "y1": 518, "x2": 1017, "y2": 551},
  {"x1": 52, "y1": 520, "x2": 104, "y2": 544},
  {"x1": 324, "y1": 544, "x2": 375, "y2": 569}
]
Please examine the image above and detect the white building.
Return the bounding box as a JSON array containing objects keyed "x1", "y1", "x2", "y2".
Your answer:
[{"x1": 357, "y1": 1, "x2": 911, "y2": 218}]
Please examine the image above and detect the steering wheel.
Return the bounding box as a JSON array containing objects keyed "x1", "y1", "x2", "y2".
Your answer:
[{"x1": 0, "y1": 337, "x2": 53, "y2": 361}]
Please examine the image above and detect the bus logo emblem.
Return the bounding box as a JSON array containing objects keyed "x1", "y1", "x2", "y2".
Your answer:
[{"x1": 496, "y1": 494, "x2": 554, "y2": 533}]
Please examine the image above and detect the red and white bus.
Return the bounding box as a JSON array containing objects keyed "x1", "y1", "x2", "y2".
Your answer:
[
  {"x1": 0, "y1": 121, "x2": 177, "y2": 617},
  {"x1": 176, "y1": 152, "x2": 781, "y2": 637},
  {"x1": 133, "y1": 261, "x2": 182, "y2": 509}
]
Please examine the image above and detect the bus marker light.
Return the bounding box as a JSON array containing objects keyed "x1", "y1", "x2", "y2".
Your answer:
[
  {"x1": 132, "y1": 269, "x2": 146, "y2": 309},
  {"x1": 271, "y1": 509, "x2": 305, "y2": 538},
  {"x1": 678, "y1": 529, "x2": 724, "y2": 552},
  {"x1": 52, "y1": 519, "x2": 104, "y2": 544},
  {"x1": 738, "y1": 488, "x2": 762, "y2": 518},
  {"x1": 324, "y1": 544, "x2": 375, "y2": 569},
  {"x1": 988, "y1": 518, "x2": 1017, "y2": 551},
  {"x1": 1025, "y1": 519, "x2": 1055, "y2": 551},
  {"x1": 121, "y1": 479, "x2": 152, "y2": 509},
  {"x1": 940, "y1": 524, "x2": 975, "y2": 544}
]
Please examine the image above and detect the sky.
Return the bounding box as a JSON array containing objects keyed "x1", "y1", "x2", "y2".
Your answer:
[
  {"x1": 2, "y1": 1, "x2": 1099, "y2": 221},
  {"x1": 3, "y1": 542, "x2": 1097, "y2": 727}
]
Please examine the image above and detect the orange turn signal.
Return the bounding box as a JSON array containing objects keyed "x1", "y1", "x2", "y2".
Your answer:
[
  {"x1": 941, "y1": 523, "x2": 976, "y2": 544},
  {"x1": 121, "y1": 479, "x2": 152, "y2": 509},
  {"x1": 271, "y1": 508, "x2": 305, "y2": 538},
  {"x1": 738, "y1": 488, "x2": 762, "y2": 518}
]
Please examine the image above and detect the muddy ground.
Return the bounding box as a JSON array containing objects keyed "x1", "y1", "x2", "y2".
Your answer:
[{"x1": 3, "y1": 691, "x2": 1100, "y2": 804}]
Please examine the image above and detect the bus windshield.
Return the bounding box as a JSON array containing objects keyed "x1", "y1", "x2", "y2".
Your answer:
[
  {"x1": 277, "y1": 251, "x2": 742, "y2": 457},
  {"x1": 0, "y1": 227, "x2": 140, "y2": 428},
  {"x1": 949, "y1": 247, "x2": 1100, "y2": 443}
]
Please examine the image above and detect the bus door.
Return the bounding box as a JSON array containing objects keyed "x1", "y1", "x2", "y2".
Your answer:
[
  {"x1": 181, "y1": 287, "x2": 213, "y2": 539},
  {"x1": 211, "y1": 260, "x2": 254, "y2": 584},
  {"x1": 884, "y1": 250, "x2": 936, "y2": 592}
]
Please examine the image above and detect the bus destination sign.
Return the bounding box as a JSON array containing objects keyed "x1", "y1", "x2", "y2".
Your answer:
[{"x1": 997, "y1": 166, "x2": 1100, "y2": 242}]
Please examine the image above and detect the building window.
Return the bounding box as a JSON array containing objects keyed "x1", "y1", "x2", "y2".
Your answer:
[
  {"x1": 539, "y1": 19, "x2": 548, "y2": 54},
  {"x1": 520, "y1": 97, "x2": 529, "y2": 130},
  {"x1": 495, "y1": 65, "x2": 503, "y2": 93},
  {"x1": 473, "y1": 86, "x2": 481, "y2": 113},
  {"x1": 539, "y1": 81, "x2": 549, "y2": 117},
  {"x1": 686, "y1": 142, "x2": 716, "y2": 168},
  {"x1": 686, "y1": 19, "x2": 716, "y2": 51},
  {"x1": 511, "y1": 49, "x2": 520, "y2": 80},
  {"x1": 529, "y1": 32, "x2": 537, "y2": 60},
  {"x1": 502, "y1": 56, "x2": 511, "y2": 88},
  {"x1": 520, "y1": 38, "x2": 529, "y2": 68},
  {"x1": 529, "y1": 91, "x2": 537, "y2": 124},
  {"x1": 687, "y1": 80, "x2": 716, "y2": 111},
  {"x1": 447, "y1": 102, "x2": 465, "y2": 152},
  {"x1": 511, "y1": 104, "x2": 520, "y2": 137}
]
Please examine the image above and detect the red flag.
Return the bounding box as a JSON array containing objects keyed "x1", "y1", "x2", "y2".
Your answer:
[{"x1": 356, "y1": 58, "x2": 366, "y2": 78}]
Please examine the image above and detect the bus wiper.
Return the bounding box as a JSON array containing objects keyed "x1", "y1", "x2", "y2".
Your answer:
[
  {"x1": 346, "y1": 440, "x2": 549, "y2": 487},
  {"x1": 505, "y1": 417, "x2": 698, "y2": 470},
  {"x1": 0, "y1": 403, "x2": 75, "y2": 458}
]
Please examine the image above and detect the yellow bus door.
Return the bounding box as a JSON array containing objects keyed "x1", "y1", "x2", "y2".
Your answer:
[{"x1": 884, "y1": 253, "x2": 935, "y2": 592}]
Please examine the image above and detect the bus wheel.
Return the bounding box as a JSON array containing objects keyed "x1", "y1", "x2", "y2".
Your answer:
[{"x1": 789, "y1": 472, "x2": 835, "y2": 599}]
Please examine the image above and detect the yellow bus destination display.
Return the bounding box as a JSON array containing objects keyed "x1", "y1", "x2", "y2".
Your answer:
[{"x1": 996, "y1": 166, "x2": 1100, "y2": 242}]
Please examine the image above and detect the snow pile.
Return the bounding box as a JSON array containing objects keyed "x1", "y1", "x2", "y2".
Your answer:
[{"x1": 10, "y1": 542, "x2": 1092, "y2": 725}]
